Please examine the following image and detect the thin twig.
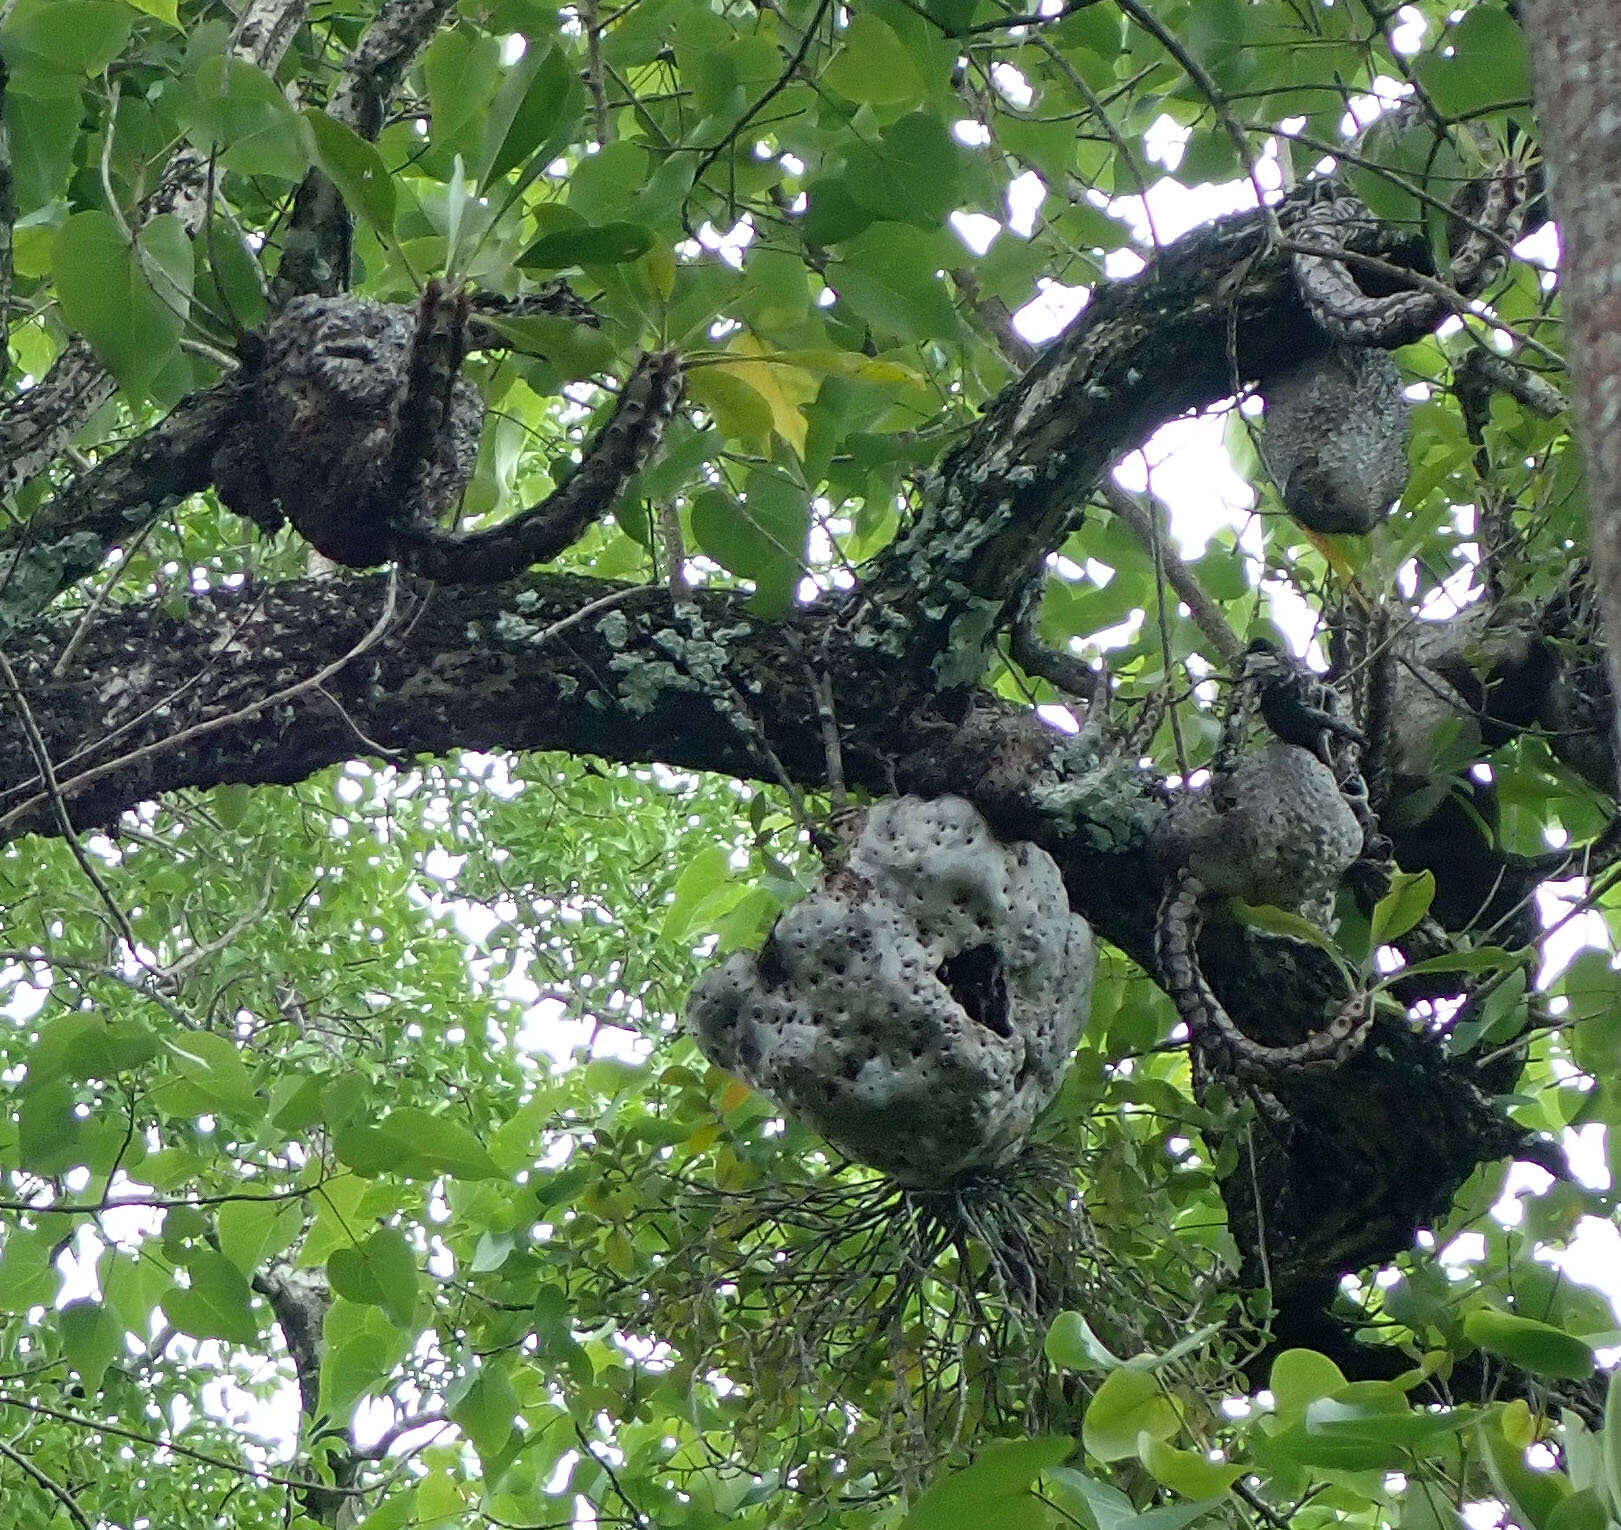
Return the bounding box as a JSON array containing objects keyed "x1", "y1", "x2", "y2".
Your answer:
[
  {"x1": 0, "y1": 1392, "x2": 367, "y2": 1496},
  {"x1": 0, "y1": 574, "x2": 401, "y2": 835},
  {"x1": 0, "y1": 649, "x2": 139, "y2": 953},
  {"x1": 1104, "y1": 482, "x2": 1245, "y2": 667},
  {"x1": 0, "y1": 1436, "x2": 94, "y2": 1530}
]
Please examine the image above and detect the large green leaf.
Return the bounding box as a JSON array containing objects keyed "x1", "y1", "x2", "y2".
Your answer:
[
  {"x1": 1082, "y1": 1368, "x2": 1180, "y2": 1462},
  {"x1": 53, "y1": 211, "x2": 192, "y2": 399},
  {"x1": 177, "y1": 56, "x2": 307, "y2": 178},
  {"x1": 2, "y1": 0, "x2": 132, "y2": 74},
  {"x1": 328, "y1": 1228, "x2": 420, "y2": 1327},
  {"x1": 899, "y1": 1437, "x2": 1075, "y2": 1529},
  {"x1": 1463, "y1": 1310, "x2": 1597, "y2": 1380},
  {"x1": 334, "y1": 1109, "x2": 505, "y2": 1181},
  {"x1": 302, "y1": 108, "x2": 397, "y2": 235},
  {"x1": 163, "y1": 1250, "x2": 259, "y2": 1345}
]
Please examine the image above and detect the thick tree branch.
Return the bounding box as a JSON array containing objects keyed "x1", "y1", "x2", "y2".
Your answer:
[
  {"x1": 0, "y1": 378, "x2": 252, "y2": 626},
  {"x1": 866, "y1": 188, "x2": 1419, "y2": 678},
  {"x1": 275, "y1": 0, "x2": 458, "y2": 298},
  {"x1": 0, "y1": 566, "x2": 1554, "y2": 1365},
  {"x1": 1524, "y1": 0, "x2": 1621, "y2": 792},
  {"x1": 0, "y1": 0, "x2": 306, "y2": 493}
]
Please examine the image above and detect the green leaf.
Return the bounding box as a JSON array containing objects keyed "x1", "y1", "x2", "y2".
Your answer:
[
  {"x1": 1046, "y1": 1310, "x2": 1122, "y2": 1373},
  {"x1": 480, "y1": 43, "x2": 582, "y2": 186},
  {"x1": 848, "y1": 111, "x2": 963, "y2": 229},
  {"x1": 517, "y1": 222, "x2": 656, "y2": 270},
  {"x1": 450, "y1": 1362, "x2": 519, "y2": 1459},
  {"x1": 1603, "y1": 1370, "x2": 1621, "y2": 1521},
  {"x1": 334, "y1": 1108, "x2": 504, "y2": 1181},
  {"x1": 1268, "y1": 1349, "x2": 1346, "y2": 1419},
  {"x1": 1401, "y1": 1486, "x2": 1470, "y2": 1530},
  {"x1": 471, "y1": 313, "x2": 617, "y2": 374},
  {"x1": 4, "y1": 85, "x2": 81, "y2": 215},
  {"x1": 18, "y1": 1077, "x2": 82, "y2": 1173},
  {"x1": 53, "y1": 211, "x2": 192, "y2": 400},
  {"x1": 689, "y1": 468, "x2": 810, "y2": 617},
  {"x1": 1463, "y1": 1310, "x2": 1596, "y2": 1380},
  {"x1": 659, "y1": 845, "x2": 732, "y2": 945},
  {"x1": 178, "y1": 56, "x2": 307, "y2": 179},
  {"x1": 59, "y1": 1299, "x2": 125, "y2": 1391},
  {"x1": 125, "y1": 0, "x2": 179, "y2": 22},
  {"x1": 163, "y1": 1028, "x2": 259, "y2": 1116},
  {"x1": 217, "y1": 1195, "x2": 302, "y2": 1276},
  {"x1": 1139, "y1": 1437, "x2": 1243, "y2": 1498},
  {"x1": 1416, "y1": 9, "x2": 1532, "y2": 117},
  {"x1": 0, "y1": 1225, "x2": 60, "y2": 1312},
  {"x1": 2, "y1": 1, "x2": 132, "y2": 74},
  {"x1": 1303, "y1": 1395, "x2": 1477, "y2": 1447},
  {"x1": 1546, "y1": 1490, "x2": 1612, "y2": 1530},
  {"x1": 423, "y1": 25, "x2": 502, "y2": 158},
  {"x1": 1228, "y1": 899, "x2": 1346, "y2": 960},
  {"x1": 824, "y1": 16, "x2": 925, "y2": 107},
  {"x1": 801, "y1": 177, "x2": 876, "y2": 246},
  {"x1": 900, "y1": 1437, "x2": 1074, "y2": 1529},
  {"x1": 1394, "y1": 947, "x2": 1516, "y2": 979},
  {"x1": 163, "y1": 1250, "x2": 259, "y2": 1345},
  {"x1": 1045, "y1": 1467, "x2": 1138, "y2": 1530},
  {"x1": 1083, "y1": 1367, "x2": 1180, "y2": 1462},
  {"x1": 1370, "y1": 869, "x2": 1435, "y2": 947},
  {"x1": 321, "y1": 1302, "x2": 412, "y2": 1414},
  {"x1": 1480, "y1": 1419, "x2": 1573, "y2": 1530},
  {"x1": 924, "y1": 0, "x2": 981, "y2": 33},
  {"x1": 328, "y1": 1229, "x2": 420, "y2": 1328},
  {"x1": 302, "y1": 108, "x2": 397, "y2": 236}
]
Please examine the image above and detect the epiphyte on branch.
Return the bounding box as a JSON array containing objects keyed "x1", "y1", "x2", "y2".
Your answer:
[
  {"x1": 212, "y1": 291, "x2": 484, "y2": 567},
  {"x1": 1263, "y1": 343, "x2": 1410, "y2": 535},
  {"x1": 212, "y1": 290, "x2": 684, "y2": 583},
  {"x1": 685, "y1": 796, "x2": 1096, "y2": 1187},
  {"x1": 1155, "y1": 741, "x2": 1363, "y2": 909}
]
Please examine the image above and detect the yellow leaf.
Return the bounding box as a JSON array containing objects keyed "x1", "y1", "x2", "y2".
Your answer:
[
  {"x1": 720, "y1": 1077, "x2": 752, "y2": 1113},
  {"x1": 1304, "y1": 527, "x2": 1369, "y2": 581},
  {"x1": 774, "y1": 348, "x2": 923, "y2": 387},
  {"x1": 688, "y1": 1121, "x2": 720, "y2": 1154},
  {"x1": 1501, "y1": 1398, "x2": 1537, "y2": 1448},
  {"x1": 688, "y1": 366, "x2": 773, "y2": 449},
  {"x1": 719, "y1": 334, "x2": 817, "y2": 458},
  {"x1": 641, "y1": 239, "x2": 676, "y2": 301}
]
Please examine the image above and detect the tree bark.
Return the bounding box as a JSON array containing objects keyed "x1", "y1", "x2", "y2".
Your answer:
[{"x1": 1525, "y1": 0, "x2": 1621, "y2": 788}]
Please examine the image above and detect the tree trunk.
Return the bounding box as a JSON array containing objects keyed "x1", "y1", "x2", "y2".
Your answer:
[{"x1": 1525, "y1": 0, "x2": 1621, "y2": 787}]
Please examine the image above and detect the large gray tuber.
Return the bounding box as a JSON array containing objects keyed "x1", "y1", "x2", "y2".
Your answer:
[
  {"x1": 1264, "y1": 343, "x2": 1410, "y2": 535},
  {"x1": 1155, "y1": 741, "x2": 1363, "y2": 909},
  {"x1": 686, "y1": 797, "x2": 1097, "y2": 1186}
]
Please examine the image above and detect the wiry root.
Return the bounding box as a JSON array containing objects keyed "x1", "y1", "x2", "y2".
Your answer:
[{"x1": 598, "y1": 1149, "x2": 1211, "y2": 1508}]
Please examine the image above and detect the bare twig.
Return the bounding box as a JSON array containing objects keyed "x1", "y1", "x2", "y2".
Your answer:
[
  {"x1": 0, "y1": 649, "x2": 139, "y2": 954},
  {"x1": 0, "y1": 574, "x2": 402, "y2": 835},
  {"x1": 0, "y1": 1436, "x2": 94, "y2": 1530},
  {"x1": 1103, "y1": 482, "x2": 1245, "y2": 668}
]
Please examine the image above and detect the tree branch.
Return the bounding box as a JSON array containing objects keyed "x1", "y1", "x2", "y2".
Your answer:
[
  {"x1": 0, "y1": 0, "x2": 306, "y2": 492},
  {"x1": 865, "y1": 187, "x2": 1420, "y2": 678},
  {"x1": 0, "y1": 376, "x2": 252, "y2": 626},
  {"x1": 275, "y1": 0, "x2": 458, "y2": 298}
]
